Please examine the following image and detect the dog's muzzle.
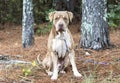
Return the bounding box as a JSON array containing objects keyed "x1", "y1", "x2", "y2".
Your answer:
[{"x1": 58, "y1": 23, "x2": 65, "y2": 32}]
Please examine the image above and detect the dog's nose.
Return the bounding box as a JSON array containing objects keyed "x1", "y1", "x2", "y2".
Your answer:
[{"x1": 59, "y1": 23, "x2": 63, "y2": 28}]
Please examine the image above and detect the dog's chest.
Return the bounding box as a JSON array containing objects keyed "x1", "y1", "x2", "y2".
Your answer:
[{"x1": 52, "y1": 31, "x2": 71, "y2": 58}]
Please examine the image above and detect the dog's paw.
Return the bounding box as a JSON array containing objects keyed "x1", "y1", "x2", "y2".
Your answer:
[
  {"x1": 74, "y1": 72, "x2": 82, "y2": 77},
  {"x1": 60, "y1": 70, "x2": 66, "y2": 74},
  {"x1": 47, "y1": 71, "x2": 53, "y2": 76},
  {"x1": 51, "y1": 75, "x2": 58, "y2": 80}
]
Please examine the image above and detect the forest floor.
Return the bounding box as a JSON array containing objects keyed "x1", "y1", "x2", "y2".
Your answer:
[{"x1": 0, "y1": 23, "x2": 120, "y2": 83}]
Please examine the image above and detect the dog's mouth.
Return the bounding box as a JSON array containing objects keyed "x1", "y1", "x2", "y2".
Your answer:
[
  {"x1": 57, "y1": 23, "x2": 65, "y2": 33},
  {"x1": 56, "y1": 28, "x2": 65, "y2": 34},
  {"x1": 58, "y1": 28, "x2": 65, "y2": 33}
]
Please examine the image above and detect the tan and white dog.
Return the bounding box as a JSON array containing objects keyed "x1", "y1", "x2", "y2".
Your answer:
[{"x1": 42, "y1": 11, "x2": 82, "y2": 80}]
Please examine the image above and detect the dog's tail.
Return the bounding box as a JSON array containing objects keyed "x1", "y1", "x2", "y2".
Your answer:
[
  {"x1": 36, "y1": 54, "x2": 42, "y2": 65},
  {"x1": 36, "y1": 54, "x2": 47, "y2": 73}
]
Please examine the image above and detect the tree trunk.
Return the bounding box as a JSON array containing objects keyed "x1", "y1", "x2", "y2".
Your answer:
[
  {"x1": 80, "y1": 0, "x2": 110, "y2": 50},
  {"x1": 22, "y1": 0, "x2": 34, "y2": 48}
]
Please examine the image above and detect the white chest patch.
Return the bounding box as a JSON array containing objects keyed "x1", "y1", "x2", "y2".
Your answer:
[{"x1": 52, "y1": 31, "x2": 71, "y2": 58}]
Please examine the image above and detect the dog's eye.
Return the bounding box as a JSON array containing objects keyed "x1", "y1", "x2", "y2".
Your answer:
[
  {"x1": 55, "y1": 17, "x2": 59, "y2": 20},
  {"x1": 63, "y1": 17, "x2": 67, "y2": 20}
]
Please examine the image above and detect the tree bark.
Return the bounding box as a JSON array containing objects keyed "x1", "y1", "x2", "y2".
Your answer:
[
  {"x1": 22, "y1": 0, "x2": 34, "y2": 48},
  {"x1": 80, "y1": 0, "x2": 110, "y2": 50}
]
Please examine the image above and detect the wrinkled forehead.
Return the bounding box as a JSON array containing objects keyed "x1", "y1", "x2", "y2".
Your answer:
[{"x1": 54, "y1": 11, "x2": 68, "y2": 18}]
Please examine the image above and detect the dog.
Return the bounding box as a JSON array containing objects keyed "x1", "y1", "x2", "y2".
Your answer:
[{"x1": 42, "y1": 11, "x2": 82, "y2": 80}]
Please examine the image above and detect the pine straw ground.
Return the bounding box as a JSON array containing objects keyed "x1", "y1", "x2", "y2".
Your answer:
[{"x1": 0, "y1": 23, "x2": 120, "y2": 83}]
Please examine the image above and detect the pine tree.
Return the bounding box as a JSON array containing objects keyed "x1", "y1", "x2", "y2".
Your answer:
[
  {"x1": 80, "y1": 0, "x2": 110, "y2": 50},
  {"x1": 22, "y1": 0, "x2": 34, "y2": 48}
]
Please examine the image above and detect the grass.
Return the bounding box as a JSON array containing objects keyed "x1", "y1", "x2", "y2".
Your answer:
[{"x1": 35, "y1": 22, "x2": 52, "y2": 36}]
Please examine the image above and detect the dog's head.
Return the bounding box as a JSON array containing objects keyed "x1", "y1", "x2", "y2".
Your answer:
[{"x1": 49, "y1": 11, "x2": 73, "y2": 33}]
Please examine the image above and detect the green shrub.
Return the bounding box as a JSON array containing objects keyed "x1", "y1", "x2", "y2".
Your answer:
[
  {"x1": 45, "y1": 8, "x2": 56, "y2": 21},
  {"x1": 107, "y1": 4, "x2": 120, "y2": 28},
  {"x1": 35, "y1": 22, "x2": 52, "y2": 36},
  {"x1": 33, "y1": 0, "x2": 53, "y2": 24},
  {"x1": 0, "y1": 0, "x2": 53, "y2": 25},
  {"x1": 35, "y1": 8, "x2": 55, "y2": 36},
  {"x1": 0, "y1": 0, "x2": 22, "y2": 24}
]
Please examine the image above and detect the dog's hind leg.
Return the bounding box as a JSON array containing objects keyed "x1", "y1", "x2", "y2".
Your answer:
[{"x1": 42, "y1": 53, "x2": 53, "y2": 76}]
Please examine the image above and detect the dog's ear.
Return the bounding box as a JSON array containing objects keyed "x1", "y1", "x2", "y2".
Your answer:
[
  {"x1": 49, "y1": 11, "x2": 56, "y2": 22},
  {"x1": 67, "y1": 11, "x2": 73, "y2": 22}
]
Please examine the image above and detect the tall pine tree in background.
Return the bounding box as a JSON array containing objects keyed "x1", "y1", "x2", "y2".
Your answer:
[
  {"x1": 80, "y1": 0, "x2": 110, "y2": 50},
  {"x1": 22, "y1": 0, "x2": 34, "y2": 48}
]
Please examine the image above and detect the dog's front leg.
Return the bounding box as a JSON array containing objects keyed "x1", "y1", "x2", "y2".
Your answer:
[
  {"x1": 68, "y1": 50, "x2": 82, "y2": 77},
  {"x1": 51, "y1": 52, "x2": 58, "y2": 80}
]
